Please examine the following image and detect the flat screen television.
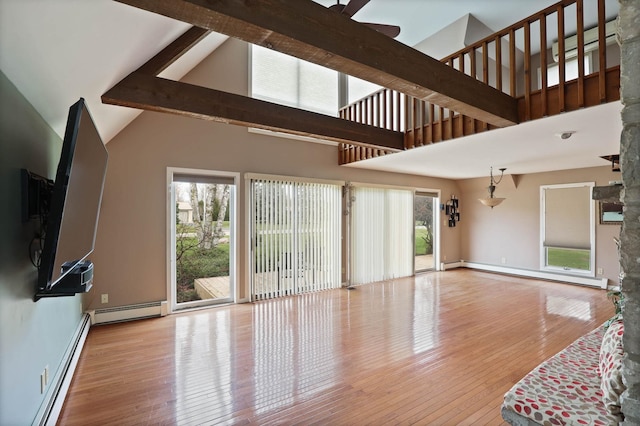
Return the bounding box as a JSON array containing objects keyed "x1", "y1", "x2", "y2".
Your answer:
[{"x1": 35, "y1": 98, "x2": 108, "y2": 299}]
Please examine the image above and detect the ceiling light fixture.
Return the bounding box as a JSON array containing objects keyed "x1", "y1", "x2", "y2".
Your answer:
[
  {"x1": 555, "y1": 131, "x2": 575, "y2": 140},
  {"x1": 479, "y1": 166, "x2": 507, "y2": 208}
]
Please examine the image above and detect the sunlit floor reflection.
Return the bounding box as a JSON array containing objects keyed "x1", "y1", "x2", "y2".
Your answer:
[{"x1": 546, "y1": 294, "x2": 593, "y2": 321}]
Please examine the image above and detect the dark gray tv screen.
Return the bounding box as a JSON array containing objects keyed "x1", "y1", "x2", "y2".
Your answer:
[{"x1": 37, "y1": 98, "x2": 108, "y2": 293}]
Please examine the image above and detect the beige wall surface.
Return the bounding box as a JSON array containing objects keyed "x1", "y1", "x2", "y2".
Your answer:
[
  {"x1": 458, "y1": 166, "x2": 621, "y2": 283},
  {"x1": 89, "y1": 38, "x2": 460, "y2": 310}
]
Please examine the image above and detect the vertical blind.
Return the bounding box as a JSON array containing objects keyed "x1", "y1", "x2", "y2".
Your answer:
[
  {"x1": 250, "y1": 178, "x2": 341, "y2": 300},
  {"x1": 350, "y1": 187, "x2": 413, "y2": 285}
]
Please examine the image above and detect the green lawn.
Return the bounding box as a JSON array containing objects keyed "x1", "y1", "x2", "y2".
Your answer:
[
  {"x1": 415, "y1": 228, "x2": 432, "y2": 255},
  {"x1": 547, "y1": 247, "x2": 590, "y2": 270}
]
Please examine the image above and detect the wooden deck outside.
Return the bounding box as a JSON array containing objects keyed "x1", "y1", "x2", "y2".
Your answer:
[{"x1": 58, "y1": 270, "x2": 613, "y2": 425}]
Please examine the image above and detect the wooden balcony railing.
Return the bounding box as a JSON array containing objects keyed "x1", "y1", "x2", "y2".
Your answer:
[{"x1": 339, "y1": 0, "x2": 620, "y2": 165}]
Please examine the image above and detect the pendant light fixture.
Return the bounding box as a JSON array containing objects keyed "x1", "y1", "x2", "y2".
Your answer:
[{"x1": 478, "y1": 167, "x2": 507, "y2": 208}]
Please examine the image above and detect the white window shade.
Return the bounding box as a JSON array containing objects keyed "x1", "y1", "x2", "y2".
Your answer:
[
  {"x1": 543, "y1": 185, "x2": 591, "y2": 249},
  {"x1": 251, "y1": 45, "x2": 338, "y2": 116}
]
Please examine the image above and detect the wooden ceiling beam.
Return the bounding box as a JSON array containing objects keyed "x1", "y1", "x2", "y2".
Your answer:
[
  {"x1": 137, "y1": 26, "x2": 211, "y2": 76},
  {"x1": 102, "y1": 72, "x2": 404, "y2": 150},
  {"x1": 114, "y1": 0, "x2": 519, "y2": 127}
]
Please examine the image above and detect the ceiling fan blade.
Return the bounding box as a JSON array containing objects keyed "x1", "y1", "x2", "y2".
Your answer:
[
  {"x1": 364, "y1": 23, "x2": 401, "y2": 38},
  {"x1": 342, "y1": 0, "x2": 370, "y2": 18}
]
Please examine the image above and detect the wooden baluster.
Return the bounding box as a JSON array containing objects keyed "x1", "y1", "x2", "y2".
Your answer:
[
  {"x1": 415, "y1": 99, "x2": 422, "y2": 146},
  {"x1": 509, "y1": 28, "x2": 516, "y2": 97},
  {"x1": 396, "y1": 92, "x2": 402, "y2": 132},
  {"x1": 470, "y1": 47, "x2": 478, "y2": 131},
  {"x1": 362, "y1": 98, "x2": 367, "y2": 125},
  {"x1": 458, "y1": 53, "x2": 465, "y2": 75},
  {"x1": 369, "y1": 95, "x2": 374, "y2": 127},
  {"x1": 382, "y1": 89, "x2": 387, "y2": 129},
  {"x1": 438, "y1": 106, "x2": 444, "y2": 142},
  {"x1": 375, "y1": 92, "x2": 380, "y2": 127},
  {"x1": 429, "y1": 103, "x2": 435, "y2": 143},
  {"x1": 411, "y1": 98, "x2": 420, "y2": 148},
  {"x1": 470, "y1": 46, "x2": 477, "y2": 80},
  {"x1": 597, "y1": 0, "x2": 607, "y2": 102},
  {"x1": 482, "y1": 41, "x2": 489, "y2": 131},
  {"x1": 524, "y1": 21, "x2": 532, "y2": 121},
  {"x1": 482, "y1": 41, "x2": 489, "y2": 85},
  {"x1": 540, "y1": 15, "x2": 548, "y2": 117},
  {"x1": 558, "y1": 5, "x2": 566, "y2": 112},
  {"x1": 576, "y1": 0, "x2": 585, "y2": 108},
  {"x1": 495, "y1": 35, "x2": 502, "y2": 93}
]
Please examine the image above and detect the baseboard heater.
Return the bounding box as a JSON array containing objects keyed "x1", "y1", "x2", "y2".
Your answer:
[
  {"x1": 442, "y1": 261, "x2": 608, "y2": 289},
  {"x1": 34, "y1": 313, "x2": 91, "y2": 426},
  {"x1": 88, "y1": 301, "x2": 168, "y2": 325}
]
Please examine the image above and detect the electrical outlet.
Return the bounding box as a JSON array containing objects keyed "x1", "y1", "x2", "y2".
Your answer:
[
  {"x1": 597, "y1": 267, "x2": 604, "y2": 275},
  {"x1": 501, "y1": 257, "x2": 507, "y2": 264},
  {"x1": 443, "y1": 255, "x2": 447, "y2": 261},
  {"x1": 101, "y1": 294, "x2": 108, "y2": 304}
]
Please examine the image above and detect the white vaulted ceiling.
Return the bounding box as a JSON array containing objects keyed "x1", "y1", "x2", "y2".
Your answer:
[{"x1": 0, "y1": 0, "x2": 622, "y2": 178}]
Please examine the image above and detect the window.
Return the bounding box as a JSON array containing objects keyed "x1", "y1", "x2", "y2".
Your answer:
[
  {"x1": 249, "y1": 176, "x2": 342, "y2": 300},
  {"x1": 540, "y1": 55, "x2": 592, "y2": 88},
  {"x1": 347, "y1": 75, "x2": 382, "y2": 104},
  {"x1": 251, "y1": 45, "x2": 339, "y2": 116},
  {"x1": 540, "y1": 183, "x2": 595, "y2": 275},
  {"x1": 250, "y1": 45, "x2": 385, "y2": 117}
]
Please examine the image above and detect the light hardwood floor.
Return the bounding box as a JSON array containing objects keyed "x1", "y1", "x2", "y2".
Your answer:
[{"x1": 58, "y1": 270, "x2": 613, "y2": 425}]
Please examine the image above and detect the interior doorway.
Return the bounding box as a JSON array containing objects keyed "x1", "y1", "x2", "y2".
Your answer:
[
  {"x1": 168, "y1": 168, "x2": 237, "y2": 312},
  {"x1": 414, "y1": 192, "x2": 437, "y2": 272}
]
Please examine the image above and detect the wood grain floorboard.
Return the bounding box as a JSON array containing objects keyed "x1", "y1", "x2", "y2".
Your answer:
[{"x1": 58, "y1": 270, "x2": 613, "y2": 425}]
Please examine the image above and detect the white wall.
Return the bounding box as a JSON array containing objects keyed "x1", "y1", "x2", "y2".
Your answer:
[{"x1": 458, "y1": 166, "x2": 621, "y2": 283}]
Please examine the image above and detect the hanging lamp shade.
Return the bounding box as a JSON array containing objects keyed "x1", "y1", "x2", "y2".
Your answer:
[
  {"x1": 478, "y1": 197, "x2": 505, "y2": 208},
  {"x1": 478, "y1": 167, "x2": 507, "y2": 208}
]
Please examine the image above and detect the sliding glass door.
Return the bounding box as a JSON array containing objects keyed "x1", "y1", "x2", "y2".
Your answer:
[
  {"x1": 414, "y1": 192, "x2": 437, "y2": 272},
  {"x1": 249, "y1": 177, "x2": 341, "y2": 301},
  {"x1": 350, "y1": 186, "x2": 413, "y2": 285}
]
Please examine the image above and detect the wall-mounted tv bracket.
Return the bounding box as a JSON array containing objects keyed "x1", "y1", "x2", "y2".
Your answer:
[
  {"x1": 21, "y1": 169, "x2": 53, "y2": 267},
  {"x1": 21, "y1": 169, "x2": 53, "y2": 222}
]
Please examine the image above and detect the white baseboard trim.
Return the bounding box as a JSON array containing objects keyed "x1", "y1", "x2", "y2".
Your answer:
[
  {"x1": 88, "y1": 301, "x2": 168, "y2": 325},
  {"x1": 453, "y1": 261, "x2": 608, "y2": 289},
  {"x1": 34, "y1": 313, "x2": 91, "y2": 426}
]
